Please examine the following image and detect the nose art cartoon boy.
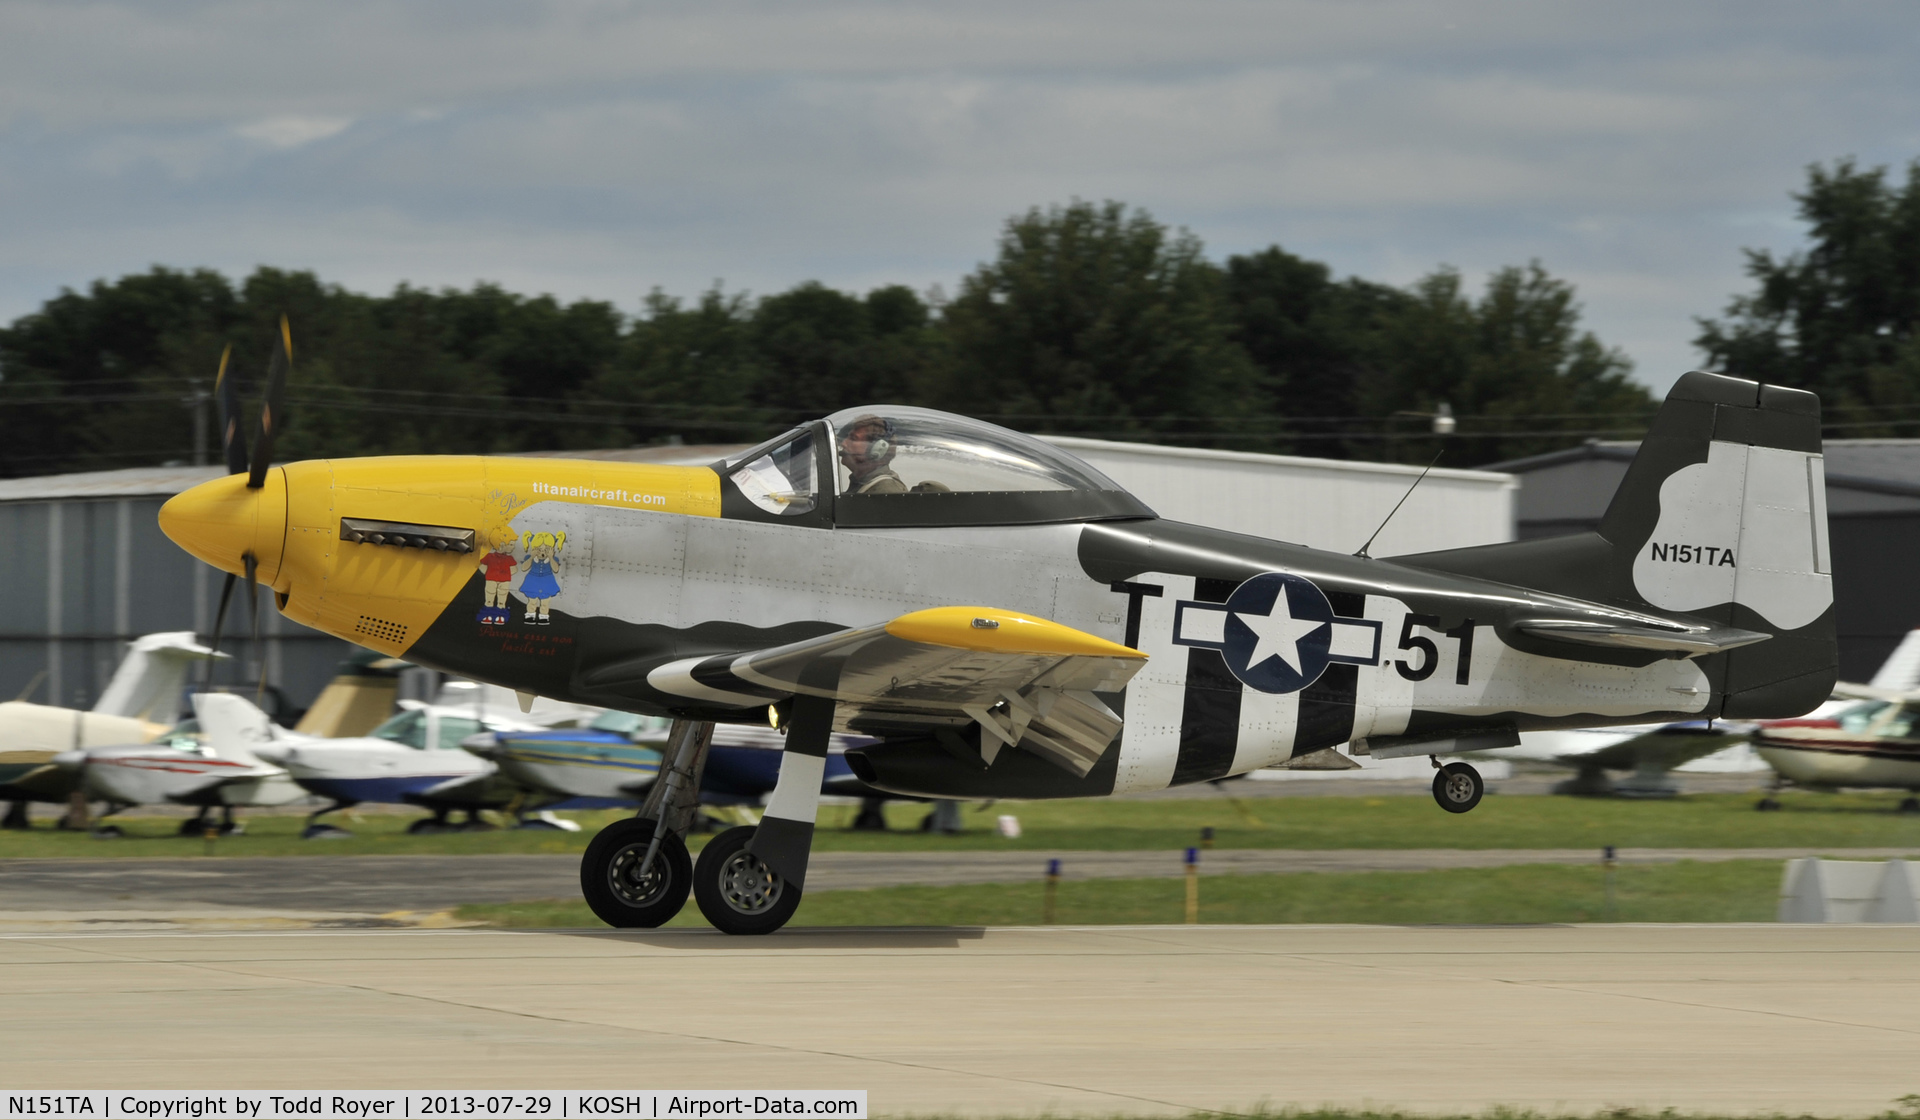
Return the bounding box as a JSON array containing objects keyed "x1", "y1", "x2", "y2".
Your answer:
[{"x1": 476, "y1": 527, "x2": 519, "y2": 625}]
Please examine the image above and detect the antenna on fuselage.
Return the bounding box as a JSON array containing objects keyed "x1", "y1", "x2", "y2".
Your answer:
[{"x1": 1355, "y1": 449, "x2": 1444, "y2": 560}]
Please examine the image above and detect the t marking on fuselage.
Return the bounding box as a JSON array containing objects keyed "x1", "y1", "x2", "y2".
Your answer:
[{"x1": 1171, "y1": 571, "x2": 1381, "y2": 694}]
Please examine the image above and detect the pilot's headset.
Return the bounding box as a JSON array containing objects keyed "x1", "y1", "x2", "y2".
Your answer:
[{"x1": 849, "y1": 415, "x2": 896, "y2": 464}]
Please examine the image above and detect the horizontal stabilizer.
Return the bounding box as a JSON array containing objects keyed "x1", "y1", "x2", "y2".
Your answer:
[{"x1": 1514, "y1": 617, "x2": 1771, "y2": 658}]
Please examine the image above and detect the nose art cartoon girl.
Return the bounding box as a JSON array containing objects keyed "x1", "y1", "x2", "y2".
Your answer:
[{"x1": 518, "y1": 530, "x2": 566, "y2": 625}]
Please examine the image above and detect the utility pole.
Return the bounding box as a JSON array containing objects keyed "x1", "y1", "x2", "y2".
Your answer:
[{"x1": 188, "y1": 384, "x2": 211, "y2": 466}]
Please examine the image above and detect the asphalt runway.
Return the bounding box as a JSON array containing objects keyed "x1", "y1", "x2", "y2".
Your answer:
[
  {"x1": 3, "y1": 924, "x2": 1915, "y2": 1116},
  {"x1": 9, "y1": 847, "x2": 1920, "y2": 919}
]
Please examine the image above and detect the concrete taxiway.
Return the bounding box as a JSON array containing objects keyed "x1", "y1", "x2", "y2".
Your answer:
[{"x1": 4, "y1": 924, "x2": 1916, "y2": 1116}]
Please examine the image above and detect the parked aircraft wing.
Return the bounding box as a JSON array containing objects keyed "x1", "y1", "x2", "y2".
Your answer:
[
  {"x1": 645, "y1": 607, "x2": 1147, "y2": 776},
  {"x1": 414, "y1": 768, "x2": 554, "y2": 810}
]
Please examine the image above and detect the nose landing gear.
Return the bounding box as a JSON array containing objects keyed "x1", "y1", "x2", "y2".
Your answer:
[{"x1": 1432, "y1": 760, "x2": 1484, "y2": 813}]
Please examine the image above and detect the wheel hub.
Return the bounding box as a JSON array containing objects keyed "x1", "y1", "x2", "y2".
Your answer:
[
  {"x1": 1444, "y1": 773, "x2": 1475, "y2": 802},
  {"x1": 717, "y1": 849, "x2": 783, "y2": 914},
  {"x1": 609, "y1": 843, "x2": 671, "y2": 907}
]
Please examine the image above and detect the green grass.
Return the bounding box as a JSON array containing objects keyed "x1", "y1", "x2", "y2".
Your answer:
[
  {"x1": 454, "y1": 859, "x2": 1786, "y2": 929},
  {"x1": 5, "y1": 789, "x2": 1920, "y2": 859}
]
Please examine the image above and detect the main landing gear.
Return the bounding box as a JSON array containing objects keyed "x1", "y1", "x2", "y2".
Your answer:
[
  {"x1": 579, "y1": 700, "x2": 832, "y2": 936},
  {"x1": 691, "y1": 824, "x2": 802, "y2": 935},
  {"x1": 178, "y1": 806, "x2": 244, "y2": 836},
  {"x1": 580, "y1": 719, "x2": 712, "y2": 928},
  {"x1": 1432, "y1": 760, "x2": 1484, "y2": 814},
  {"x1": 688, "y1": 694, "x2": 833, "y2": 935}
]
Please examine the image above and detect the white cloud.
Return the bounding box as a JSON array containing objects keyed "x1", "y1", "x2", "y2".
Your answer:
[{"x1": 235, "y1": 115, "x2": 353, "y2": 148}]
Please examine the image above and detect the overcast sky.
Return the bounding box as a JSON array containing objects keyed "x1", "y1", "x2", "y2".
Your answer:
[{"x1": 2, "y1": 1, "x2": 1915, "y2": 395}]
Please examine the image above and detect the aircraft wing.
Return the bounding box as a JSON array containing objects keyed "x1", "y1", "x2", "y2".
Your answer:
[
  {"x1": 640, "y1": 607, "x2": 1147, "y2": 776},
  {"x1": 411, "y1": 770, "x2": 554, "y2": 810}
]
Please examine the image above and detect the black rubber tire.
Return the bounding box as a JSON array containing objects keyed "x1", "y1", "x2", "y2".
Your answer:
[
  {"x1": 407, "y1": 817, "x2": 449, "y2": 835},
  {"x1": 1756, "y1": 797, "x2": 1782, "y2": 812},
  {"x1": 580, "y1": 817, "x2": 692, "y2": 928},
  {"x1": 1432, "y1": 762, "x2": 1484, "y2": 814},
  {"x1": 693, "y1": 825, "x2": 803, "y2": 935}
]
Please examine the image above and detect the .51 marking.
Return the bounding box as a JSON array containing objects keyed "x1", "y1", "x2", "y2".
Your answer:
[{"x1": 1393, "y1": 614, "x2": 1475, "y2": 685}]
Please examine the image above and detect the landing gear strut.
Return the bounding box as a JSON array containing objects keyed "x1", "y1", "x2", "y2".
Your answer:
[
  {"x1": 579, "y1": 719, "x2": 713, "y2": 928},
  {"x1": 692, "y1": 694, "x2": 832, "y2": 935},
  {"x1": 1432, "y1": 760, "x2": 1484, "y2": 814},
  {"x1": 302, "y1": 799, "x2": 357, "y2": 839}
]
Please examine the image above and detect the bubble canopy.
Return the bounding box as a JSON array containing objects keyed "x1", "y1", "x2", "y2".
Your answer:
[{"x1": 720, "y1": 405, "x2": 1154, "y2": 528}]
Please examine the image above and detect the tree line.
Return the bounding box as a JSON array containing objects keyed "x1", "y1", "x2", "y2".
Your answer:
[{"x1": 5, "y1": 161, "x2": 1913, "y2": 478}]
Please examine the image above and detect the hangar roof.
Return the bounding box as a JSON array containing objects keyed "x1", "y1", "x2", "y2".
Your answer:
[
  {"x1": 0, "y1": 463, "x2": 225, "y2": 501},
  {"x1": 1488, "y1": 438, "x2": 1920, "y2": 526}
]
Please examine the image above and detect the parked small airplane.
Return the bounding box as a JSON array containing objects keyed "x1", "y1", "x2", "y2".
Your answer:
[
  {"x1": 0, "y1": 631, "x2": 221, "y2": 823},
  {"x1": 251, "y1": 680, "x2": 592, "y2": 836},
  {"x1": 159, "y1": 339, "x2": 1838, "y2": 933},
  {"x1": 52, "y1": 691, "x2": 303, "y2": 835},
  {"x1": 1746, "y1": 630, "x2": 1920, "y2": 811},
  {"x1": 466, "y1": 716, "x2": 889, "y2": 821}
]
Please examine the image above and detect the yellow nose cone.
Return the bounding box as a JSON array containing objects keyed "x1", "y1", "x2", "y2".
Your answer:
[{"x1": 159, "y1": 469, "x2": 289, "y2": 587}]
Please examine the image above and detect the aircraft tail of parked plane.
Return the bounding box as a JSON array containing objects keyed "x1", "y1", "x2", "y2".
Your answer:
[
  {"x1": 193, "y1": 691, "x2": 285, "y2": 767},
  {"x1": 1403, "y1": 371, "x2": 1836, "y2": 720},
  {"x1": 90, "y1": 631, "x2": 221, "y2": 723}
]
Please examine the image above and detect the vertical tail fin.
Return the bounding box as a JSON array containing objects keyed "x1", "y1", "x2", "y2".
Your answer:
[
  {"x1": 1403, "y1": 371, "x2": 1836, "y2": 718},
  {"x1": 191, "y1": 691, "x2": 275, "y2": 766},
  {"x1": 91, "y1": 632, "x2": 222, "y2": 723},
  {"x1": 1599, "y1": 372, "x2": 1833, "y2": 715}
]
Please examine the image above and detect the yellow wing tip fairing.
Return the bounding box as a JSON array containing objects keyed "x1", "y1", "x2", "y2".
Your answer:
[{"x1": 886, "y1": 607, "x2": 1144, "y2": 659}]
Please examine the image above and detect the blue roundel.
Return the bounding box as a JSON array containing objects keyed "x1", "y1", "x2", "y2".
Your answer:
[{"x1": 1221, "y1": 572, "x2": 1336, "y2": 693}]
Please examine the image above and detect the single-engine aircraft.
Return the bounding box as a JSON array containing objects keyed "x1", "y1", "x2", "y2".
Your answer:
[
  {"x1": 1744, "y1": 630, "x2": 1920, "y2": 811},
  {"x1": 52, "y1": 691, "x2": 304, "y2": 834},
  {"x1": 157, "y1": 334, "x2": 1837, "y2": 934},
  {"x1": 0, "y1": 631, "x2": 221, "y2": 821}
]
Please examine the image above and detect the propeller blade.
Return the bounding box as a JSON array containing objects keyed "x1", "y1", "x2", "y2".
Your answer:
[
  {"x1": 247, "y1": 317, "x2": 290, "y2": 490},
  {"x1": 245, "y1": 552, "x2": 266, "y2": 701},
  {"x1": 206, "y1": 571, "x2": 238, "y2": 687},
  {"x1": 213, "y1": 344, "x2": 249, "y2": 477}
]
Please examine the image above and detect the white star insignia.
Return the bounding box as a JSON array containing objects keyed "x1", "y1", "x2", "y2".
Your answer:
[{"x1": 1236, "y1": 593, "x2": 1327, "y2": 675}]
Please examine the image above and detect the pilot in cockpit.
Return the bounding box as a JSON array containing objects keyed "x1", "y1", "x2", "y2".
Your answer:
[{"x1": 837, "y1": 414, "x2": 907, "y2": 494}]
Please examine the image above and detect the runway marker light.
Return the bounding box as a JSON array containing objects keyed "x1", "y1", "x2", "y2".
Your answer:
[
  {"x1": 1043, "y1": 858, "x2": 1060, "y2": 924},
  {"x1": 996, "y1": 814, "x2": 1022, "y2": 838},
  {"x1": 1185, "y1": 847, "x2": 1199, "y2": 924},
  {"x1": 1201, "y1": 826, "x2": 1215, "y2": 850}
]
